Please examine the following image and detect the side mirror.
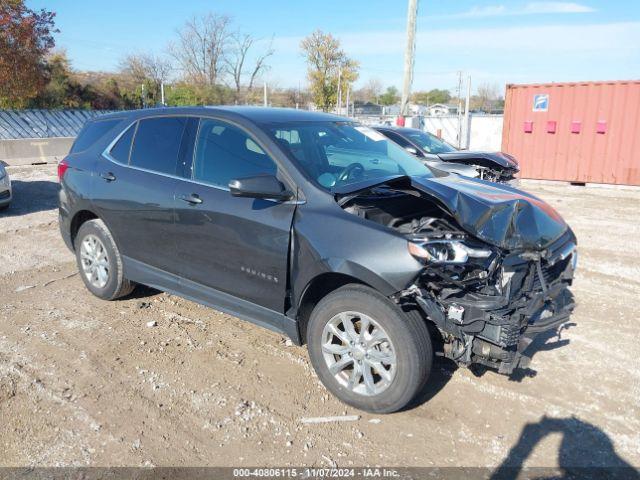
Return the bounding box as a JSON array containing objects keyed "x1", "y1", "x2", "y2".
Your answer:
[
  {"x1": 229, "y1": 175, "x2": 293, "y2": 202},
  {"x1": 405, "y1": 146, "x2": 419, "y2": 156}
]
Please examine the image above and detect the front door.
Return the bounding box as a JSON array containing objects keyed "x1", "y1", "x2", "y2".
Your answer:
[{"x1": 174, "y1": 117, "x2": 296, "y2": 313}]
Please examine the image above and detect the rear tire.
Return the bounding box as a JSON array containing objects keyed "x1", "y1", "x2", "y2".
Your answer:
[
  {"x1": 306, "y1": 284, "x2": 432, "y2": 413},
  {"x1": 75, "y1": 219, "x2": 134, "y2": 300}
]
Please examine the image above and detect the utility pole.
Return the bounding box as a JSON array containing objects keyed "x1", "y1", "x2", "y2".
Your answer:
[
  {"x1": 337, "y1": 68, "x2": 342, "y2": 115},
  {"x1": 161, "y1": 82, "x2": 165, "y2": 106},
  {"x1": 400, "y1": 0, "x2": 419, "y2": 117},
  {"x1": 456, "y1": 71, "x2": 463, "y2": 148},
  {"x1": 346, "y1": 84, "x2": 350, "y2": 117},
  {"x1": 464, "y1": 75, "x2": 471, "y2": 149},
  {"x1": 263, "y1": 82, "x2": 268, "y2": 107}
]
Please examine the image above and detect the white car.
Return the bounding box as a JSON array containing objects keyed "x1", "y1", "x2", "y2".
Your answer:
[{"x1": 0, "y1": 164, "x2": 12, "y2": 210}]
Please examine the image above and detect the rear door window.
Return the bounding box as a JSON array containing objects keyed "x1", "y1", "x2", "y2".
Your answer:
[
  {"x1": 109, "y1": 123, "x2": 136, "y2": 164},
  {"x1": 193, "y1": 118, "x2": 277, "y2": 188},
  {"x1": 129, "y1": 117, "x2": 188, "y2": 175},
  {"x1": 71, "y1": 118, "x2": 121, "y2": 153}
]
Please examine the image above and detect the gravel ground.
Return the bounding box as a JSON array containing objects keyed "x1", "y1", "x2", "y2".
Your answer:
[{"x1": 0, "y1": 164, "x2": 639, "y2": 469}]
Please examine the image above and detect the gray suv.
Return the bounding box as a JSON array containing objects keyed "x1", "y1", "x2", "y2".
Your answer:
[{"x1": 58, "y1": 107, "x2": 576, "y2": 413}]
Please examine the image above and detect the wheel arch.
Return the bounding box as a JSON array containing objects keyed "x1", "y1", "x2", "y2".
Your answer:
[
  {"x1": 295, "y1": 272, "x2": 377, "y2": 345},
  {"x1": 69, "y1": 209, "x2": 100, "y2": 249}
]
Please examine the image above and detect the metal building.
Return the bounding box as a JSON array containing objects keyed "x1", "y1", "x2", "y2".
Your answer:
[{"x1": 502, "y1": 80, "x2": 640, "y2": 186}]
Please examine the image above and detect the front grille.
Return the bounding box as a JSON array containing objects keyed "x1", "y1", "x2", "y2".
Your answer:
[
  {"x1": 532, "y1": 255, "x2": 572, "y2": 290},
  {"x1": 0, "y1": 190, "x2": 10, "y2": 200}
]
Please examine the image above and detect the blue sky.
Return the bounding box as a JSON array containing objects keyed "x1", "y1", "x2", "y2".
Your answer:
[{"x1": 31, "y1": 1, "x2": 640, "y2": 93}]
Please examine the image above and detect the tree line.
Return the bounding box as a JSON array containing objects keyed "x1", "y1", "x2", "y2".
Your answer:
[{"x1": 0, "y1": 1, "x2": 503, "y2": 112}]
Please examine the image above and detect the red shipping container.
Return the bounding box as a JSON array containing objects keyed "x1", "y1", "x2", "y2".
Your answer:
[{"x1": 502, "y1": 80, "x2": 640, "y2": 185}]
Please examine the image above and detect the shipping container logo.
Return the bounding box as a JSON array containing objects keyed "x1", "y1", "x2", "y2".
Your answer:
[{"x1": 533, "y1": 94, "x2": 549, "y2": 112}]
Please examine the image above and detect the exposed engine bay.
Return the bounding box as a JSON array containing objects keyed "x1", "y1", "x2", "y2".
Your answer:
[{"x1": 341, "y1": 186, "x2": 576, "y2": 374}]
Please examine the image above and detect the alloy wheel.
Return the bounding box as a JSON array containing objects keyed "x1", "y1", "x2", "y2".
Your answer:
[
  {"x1": 80, "y1": 234, "x2": 110, "y2": 289},
  {"x1": 321, "y1": 311, "x2": 397, "y2": 396}
]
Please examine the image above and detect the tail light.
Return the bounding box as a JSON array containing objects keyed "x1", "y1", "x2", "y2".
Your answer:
[{"x1": 57, "y1": 159, "x2": 69, "y2": 182}]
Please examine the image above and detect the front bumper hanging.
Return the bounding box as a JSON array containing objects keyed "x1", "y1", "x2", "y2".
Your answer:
[{"x1": 400, "y1": 239, "x2": 577, "y2": 375}]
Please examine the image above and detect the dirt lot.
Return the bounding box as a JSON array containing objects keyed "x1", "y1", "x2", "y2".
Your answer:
[{"x1": 0, "y1": 164, "x2": 639, "y2": 469}]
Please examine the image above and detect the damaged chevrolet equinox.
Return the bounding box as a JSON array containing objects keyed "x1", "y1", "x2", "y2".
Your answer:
[{"x1": 59, "y1": 107, "x2": 577, "y2": 413}]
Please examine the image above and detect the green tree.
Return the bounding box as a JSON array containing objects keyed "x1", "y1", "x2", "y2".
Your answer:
[
  {"x1": 165, "y1": 82, "x2": 234, "y2": 106},
  {"x1": 300, "y1": 30, "x2": 359, "y2": 111},
  {"x1": 412, "y1": 88, "x2": 451, "y2": 105},
  {"x1": 0, "y1": 0, "x2": 57, "y2": 108},
  {"x1": 379, "y1": 86, "x2": 399, "y2": 106},
  {"x1": 34, "y1": 52, "x2": 86, "y2": 108}
]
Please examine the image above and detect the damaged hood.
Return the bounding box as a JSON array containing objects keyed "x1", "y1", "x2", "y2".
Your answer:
[
  {"x1": 410, "y1": 175, "x2": 567, "y2": 250},
  {"x1": 335, "y1": 175, "x2": 567, "y2": 251},
  {"x1": 436, "y1": 151, "x2": 519, "y2": 172}
]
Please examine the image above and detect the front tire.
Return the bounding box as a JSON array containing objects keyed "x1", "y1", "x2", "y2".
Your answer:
[
  {"x1": 75, "y1": 219, "x2": 134, "y2": 300},
  {"x1": 307, "y1": 284, "x2": 432, "y2": 413}
]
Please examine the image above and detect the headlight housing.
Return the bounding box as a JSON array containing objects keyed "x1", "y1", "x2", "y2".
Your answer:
[{"x1": 408, "y1": 239, "x2": 492, "y2": 264}]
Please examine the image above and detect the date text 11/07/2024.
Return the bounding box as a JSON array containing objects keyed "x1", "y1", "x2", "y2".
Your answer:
[{"x1": 232, "y1": 467, "x2": 401, "y2": 477}]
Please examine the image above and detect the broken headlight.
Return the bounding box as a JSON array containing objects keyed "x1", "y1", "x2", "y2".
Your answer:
[{"x1": 408, "y1": 239, "x2": 492, "y2": 264}]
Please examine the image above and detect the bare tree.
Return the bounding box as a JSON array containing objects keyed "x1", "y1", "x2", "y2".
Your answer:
[
  {"x1": 169, "y1": 13, "x2": 231, "y2": 86},
  {"x1": 475, "y1": 82, "x2": 502, "y2": 112},
  {"x1": 120, "y1": 53, "x2": 172, "y2": 86},
  {"x1": 119, "y1": 53, "x2": 172, "y2": 105},
  {"x1": 225, "y1": 33, "x2": 274, "y2": 102},
  {"x1": 247, "y1": 37, "x2": 274, "y2": 92},
  {"x1": 356, "y1": 77, "x2": 383, "y2": 103}
]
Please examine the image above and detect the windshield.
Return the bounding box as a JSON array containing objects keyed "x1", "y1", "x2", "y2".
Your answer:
[
  {"x1": 267, "y1": 122, "x2": 432, "y2": 191},
  {"x1": 405, "y1": 130, "x2": 457, "y2": 154}
]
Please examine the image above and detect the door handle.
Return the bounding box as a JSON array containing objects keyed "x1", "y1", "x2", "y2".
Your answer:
[
  {"x1": 100, "y1": 172, "x2": 116, "y2": 182},
  {"x1": 178, "y1": 193, "x2": 203, "y2": 205}
]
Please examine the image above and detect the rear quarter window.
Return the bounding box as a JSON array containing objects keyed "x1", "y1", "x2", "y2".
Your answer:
[
  {"x1": 70, "y1": 118, "x2": 122, "y2": 153},
  {"x1": 129, "y1": 117, "x2": 188, "y2": 175},
  {"x1": 108, "y1": 123, "x2": 136, "y2": 164}
]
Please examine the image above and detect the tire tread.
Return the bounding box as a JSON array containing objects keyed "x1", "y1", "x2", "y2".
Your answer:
[
  {"x1": 307, "y1": 283, "x2": 432, "y2": 413},
  {"x1": 76, "y1": 219, "x2": 134, "y2": 300}
]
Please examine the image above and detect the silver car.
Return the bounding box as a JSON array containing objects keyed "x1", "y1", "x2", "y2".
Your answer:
[
  {"x1": 0, "y1": 164, "x2": 12, "y2": 210},
  {"x1": 375, "y1": 126, "x2": 520, "y2": 186}
]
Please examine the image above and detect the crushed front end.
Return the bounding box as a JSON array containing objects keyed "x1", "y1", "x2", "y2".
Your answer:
[
  {"x1": 437, "y1": 151, "x2": 521, "y2": 185},
  {"x1": 337, "y1": 174, "x2": 577, "y2": 375},
  {"x1": 397, "y1": 224, "x2": 576, "y2": 374}
]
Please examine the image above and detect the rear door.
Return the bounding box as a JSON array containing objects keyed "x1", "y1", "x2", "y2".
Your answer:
[
  {"x1": 174, "y1": 117, "x2": 296, "y2": 312},
  {"x1": 93, "y1": 116, "x2": 189, "y2": 277}
]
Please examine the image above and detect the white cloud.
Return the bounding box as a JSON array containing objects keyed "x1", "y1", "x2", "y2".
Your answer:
[
  {"x1": 523, "y1": 2, "x2": 595, "y2": 14},
  {"x1": 269, "y1": 21, "x2": 639, "y2": 89},
  {"x1": 273, "y1": 22, "x2": 640, "y2": 56},
  {"x1": 439, "y1": 2, "x2": 595, "y2": 18},
  {"x1": 462, "y1": 5, "x2": 508, "y2": 17}
]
